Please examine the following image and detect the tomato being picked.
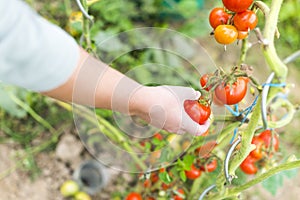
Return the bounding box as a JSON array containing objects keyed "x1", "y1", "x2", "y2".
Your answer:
[
  {"x1": 209, "y1": 8, "x2": 231, "y2": 29},
  {"x1": 222, "y1": 0, "x2": 253, "y2": 13},
  {"x1": 184, "y1": 99, "x2": 211, "y2": 125},
  {"x1": 214, "y1": 77, "x2": 249, "y2": 105},
  {"x1": 185, "y1": 164, "x2": 202, "y2": 180}
]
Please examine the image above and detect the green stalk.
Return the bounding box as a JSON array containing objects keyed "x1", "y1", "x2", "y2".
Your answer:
[
  {"x1": 208, "y1": 160, "x2": 300, "y2": 200},
  {"x1": 188, "y1": 175, "x2": 205, "y2": 200},
  {"x1": 263, "y1": 0, "x2": 287, "y2": 80},
  {"x1": 81, "y1": 0, "x2": 92, "y2": 49},
  {"x1": 229, "y1": 97, "x2": 261, "y2": 175},
  {"x1": 239, "y1": 39, "x2": 249, "y2": 65},
  {"x1": 55, "y1": 101, "x2": 147, "y2": 170},
  {"x1": 9, "y1": 93, "x2": 55, "y2": 133}
]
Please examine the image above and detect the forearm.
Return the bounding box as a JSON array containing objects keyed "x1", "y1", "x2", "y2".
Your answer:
[{"x1": 43, "y1": 47, "x2": 145, "y2": 115}]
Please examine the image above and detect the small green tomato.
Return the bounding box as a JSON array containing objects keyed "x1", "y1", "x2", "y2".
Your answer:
[
  {"x1": 60, "y1": 180, "x2": 79, "y2": 197},
  {"x1": 74, "y1": 191, "x2": 92, "y2": 200}
]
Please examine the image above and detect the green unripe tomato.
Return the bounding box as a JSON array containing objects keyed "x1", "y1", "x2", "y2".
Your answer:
[
  {"x1": 60, "y1": 180, "x2": 79, "y2": 197},
  {"x1": 74, "y1": 191, "x2": 92, "y2": 200}
]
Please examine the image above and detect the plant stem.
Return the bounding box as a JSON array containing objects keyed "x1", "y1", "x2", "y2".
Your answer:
[
  {"x1": 81, "y1": 0, "x2": 92, "y2": 49},
  {"x1": 263, "y1": 0, "x2": 287, "y2": 80},
  {"x1": 239, "y1": 39, "x2": 249, "y2": 65},
  {"x1": 208, "y1": 160, "x2": 300, "y2": 199},
  {"x1": 228, "y1": 96, "x2": 262, "y2": 175},
  {"x1": 63, "y1": 0, "x2": 72, "y2": 16},
  {"x1": 189, "y1": 175, "x2": 205, "y2": 200},
  {"x1": 55, "y1": 101, "x2": 147, "y2": 170},
  {"x1": 9, "y1": 93, "x2": 56, "y2": 133}
]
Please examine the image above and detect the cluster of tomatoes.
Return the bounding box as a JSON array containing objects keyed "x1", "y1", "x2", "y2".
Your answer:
[
  {"x1": 209, "y1": 0, "x2": 258, "y2": 45},
  {"x1": 240, "y1": 129, "x2": 279, "y2": 174},
  {"x1": 125, "y1": 168, "x2": 186, "y2": 200},
  {"x1": 183, "y1": 72, "x2": 250, "y2": 128},
  {"x1": 200, "y1": 73, "x2": 249, "y2": 106},
  {"x1": 185, "y1": 157, "x2": 218, "y2": 180},
  {"x1": 60, "y1": 180, "x2": 91, "y2": 200},
  {"x1": 125, "y1": 141, "x2": 218, "y2": 200}
]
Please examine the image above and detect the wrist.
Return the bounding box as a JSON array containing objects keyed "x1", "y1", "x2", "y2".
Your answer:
[{"x1": 129, "y1": 86, "x2": 153, "y2": 118}]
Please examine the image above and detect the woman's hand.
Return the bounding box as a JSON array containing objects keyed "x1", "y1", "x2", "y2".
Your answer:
[{"x1": 130, "y1": 86, "x2": 210, "y2": 136}]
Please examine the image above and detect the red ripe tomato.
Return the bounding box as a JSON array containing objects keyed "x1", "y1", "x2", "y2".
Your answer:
[
  {"x1": 150, "y1": 173, "x2": 159, "y2": 183},
  {"x1": 249, "y1": 136, "x2": 264, "y2": 160},
  {"x1": 161, "y1": 183, "x2": 171, "y2": 190},
  {"x1": 174, "y1": 188, "x2": 185, "y2": 200},
  {"x1": 209, "y1": 8, "x2": 231, "y2": 29},
  {"x1": 184, "y1": 99, "x2": 211, "y2": 125},
  {"x1": 200, "y1": 158, "x2": 218, "y2": 172},
  {"x1": 126, "y1": 192, "x2": 143, "y2": 200},
  {"x1": 185, "y1": 164, "x2": 202, "y2": 180},
  {"x1": 214, "y1": 77, "x2": 249, "y2": 105},
  {"x1": 233, "y1": 10, "x2": 258, "y2": 31},
  {"x1": 222, "y1": 0, "x2": 253, "y2": 13},
  {"x1": 214, "y1": 25, "x2": 238, "y2": 45},
  {"x1": 153, "y1": 132, "x2": 163, "y2": 140},
  {"x1": 259, "y1": 130, "x2": 279, "y2": 151},
  {"x1": 240, "y1": 156, "x2": 258, "y2": 175},
  {"x1": 200, "y1": 74, "x2": 212, "y2": 91},
  {"x1": 237, "y1": 31, "x2": 248, "y2": 40},
  {"x1": 143, "y1": 179, "x2": 151, "y2": 188}
]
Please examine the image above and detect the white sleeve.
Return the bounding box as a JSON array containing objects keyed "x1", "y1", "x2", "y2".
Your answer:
[{"x1": 0, "y1": 0, "x2": 80, "y2": 92}]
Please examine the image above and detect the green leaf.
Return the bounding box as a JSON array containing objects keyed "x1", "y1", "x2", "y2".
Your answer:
[
  {"x1": 282, "y1": 168, "x2": 298, "y2": 179},
  {"x1": 179, "y1": 170, "x2": 187, "y2": 182},
  {"x1": 182, "y1": 154, "x2": 195, "y2": 170},
  {"x1": 159, "y1": 171, "x2": 173, "y2": 184},
  {"x1": 262, "y1": 173, "x2": 283, "y2": 196}
]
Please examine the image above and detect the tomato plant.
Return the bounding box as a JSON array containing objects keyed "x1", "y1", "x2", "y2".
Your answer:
[
  {"x1": 184, "y1": 99, "x2": 211, "y2": 125},
  {"x1": 214, "y1": 77, "x2": 249, "y2": 105},
  {"x1": 214, "y1": 24, "x2": 238, "y2": 45},
  {"x1": 61, "y1": 0, "x2": 300, "y2": 199}
]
